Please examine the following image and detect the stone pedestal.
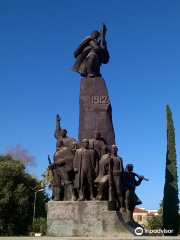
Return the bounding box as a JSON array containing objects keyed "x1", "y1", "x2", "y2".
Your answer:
[
  {"x1": 46, "y1": 201, "x2": 144, "y2": 237},
  {"x1": 78, "y1": 77, "x2": 115, "y2": 148}
]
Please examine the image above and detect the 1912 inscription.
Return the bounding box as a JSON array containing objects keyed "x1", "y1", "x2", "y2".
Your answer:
[{"x1": 91, "y1": 96, "x2": 109, "y2": 104}]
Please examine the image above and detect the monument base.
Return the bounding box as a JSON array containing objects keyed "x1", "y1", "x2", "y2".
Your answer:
[{"x1": 46, "y1": 201, "x2": 146, "y2": 237}]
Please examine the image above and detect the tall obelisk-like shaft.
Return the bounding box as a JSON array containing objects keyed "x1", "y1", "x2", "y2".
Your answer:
[{"x1": 78, "y1": 77, "x2": 115, "y2": 147}]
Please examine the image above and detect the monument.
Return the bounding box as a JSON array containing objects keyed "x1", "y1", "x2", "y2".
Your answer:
[{"x1": 46, "y1": 23, "x2": 148, "y2": 237}]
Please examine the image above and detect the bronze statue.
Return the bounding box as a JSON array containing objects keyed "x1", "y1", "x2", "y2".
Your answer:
[
  {"x1": 48, "y1": 155, "x2": 55, "y2": 200},
  {"x1": 89, "y1": 131, "x2": 107, "y2": 160},
  {"x1": 71, "y1": 23, "x2": 109, "y2": 78},
  {"x1": 48, "y1": 140, "x2": 63, "y2": 201},
  {"x1": 60, "y1": 129, "x2": 76, "y2": 149},
  {"x1": 73, "y1": 139, "x2": 98, "y2": 201},
  {"x1": 71, "y1": 142, "x2": 79, "y2": 155},
  {"x1": 54, "y1": 114, "x2": 61, "y2": 140},
  {"x1": 94, "y1": 152, "x2": 110, "y2": 200},
  {"x1": 123, "y1": 164, "x2": 145, "y2": 213},
  {"x1": 49, "y1": 139, "x2": 76, "y2": 201},
  {"x1": 54, "y1": 115, "x2": 76, "y2": 149},
  {"x1": 95, "y1": 145, "x2": 124, "y2": 211},
  {"x1": 71, "y1": 141, "x2": 80, "y2": 199}
]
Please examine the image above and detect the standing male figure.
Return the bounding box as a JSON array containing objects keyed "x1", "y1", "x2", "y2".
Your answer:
[
  {"x1": 110, "y1": 145, "x2": 124, "y2": 211},
  {"x1": 49, "y1": 139, "x2": 76, "y2": 201},
  {"x1": 49, "y1": 140, "x2": 63, "y2": 201},
  {"x1": 60, "y1": 129, "x2": 76, "y2": 149},
  {"x1": 71, "y1": 142, "x2": 79, "y2": 155},
  {"x1": 95, "y1": 145, "x2": 124, "y2": 211},
  {"x1": 123, "y1": 164, "x2": 144, "y2": 213},
  {"x1": 89, "y1": 131, "x2": 107, "y2": 160},
  {"x1": 73, "y1": 139, "x2": 98, "y2": 200}
]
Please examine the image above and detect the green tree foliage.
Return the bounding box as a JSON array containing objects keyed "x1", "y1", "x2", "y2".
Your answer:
[
  {"x1": 41, "y1": 167, "x2": 53, "y2": 190},
  {"x1": 146, "y1": 201, "x2": 163, "y2": 236},
  {"x1": 0, "y1": 155, "x2": 49, "y2": 236},
  {"x1": 41, "y1": 167, "x2": 54, "y2": 199},
  {"x1": 163, "y1": 105, "x2": 179, "y2": 236}
]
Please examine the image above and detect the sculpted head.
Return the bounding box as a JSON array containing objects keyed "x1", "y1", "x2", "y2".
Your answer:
[
  {"x1": 56, "y1": 139, "x2": 63, "y2": 149},
  {"x1": 103, "y1": 146, "x2": 109, "y2": 154},
  {"x1": 125, "y1": 164, "x2": 133, "y2": 172},
  {"x1": 93, "y1": 130, "x2": 101, "y2": 140},
  {"x1": 82, "y1": 139, "x2": 89, "y2": 148},
  {"x1": 72, "y1": 142, "x2": 79, "y2": 153},
  {"x1": 111, "y1": 145, "x2": 118, "y2": 155},
  {"x1": 91, "y1": 30, "x2": 99, "y2": 39},
  {"x1": 60, "y1": 129, "x2": 67, "y2": 137}
]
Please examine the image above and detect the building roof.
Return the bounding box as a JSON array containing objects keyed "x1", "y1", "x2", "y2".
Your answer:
[
  {"x1": 147, "y1": 212, "x2": 156, "y2": 216},
  {"x1": 134, "y1": 207, "x2": 148, "y2": 213}
]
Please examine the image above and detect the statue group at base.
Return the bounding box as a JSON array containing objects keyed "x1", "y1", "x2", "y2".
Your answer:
[
  {"x1": 48, "y1": 121, "x2": 147, "y2": 213},
  {"x1": 47, "y1": 126, "x2": 148, "y2": 237}
]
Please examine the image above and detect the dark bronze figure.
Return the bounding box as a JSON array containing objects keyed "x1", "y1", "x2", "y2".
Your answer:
[
  {"x1": 71, "y1": 23, "x2": 109, "y2": 78},
  {"x1": 108, "y1": 156, "x2": 115, "y2": 202},
  {"x1": 71, "y1": 142, "x2": 79, "y2": 155},
  {"x1": 110, "y1": 145, "x2": 124, "y2": 211},
  {"x1": 94, "y1": 152, "x2": 110, "y2": 200},
  {"x1": 60, "y1": 129, "x2": 76, "y2": 149},
  {"x1": 95, "y1": 145, "x2": 124, "y2": 211},
  {"x1": 54, "y1": 115, "x2": 76, "y2": 149},
  {"x1": 49, "y1": 139, "x2": 76, "y2": 201},
  {"x1": 48, "y1": 140, "x2": 63, "y2": 201},
  {"x1": 71, "y1": 142, "x2": 80, "y2": 199},
  {"x1": 54, "y1": 114, "x2": 61, "y2": 140},
  {"x1": 123, "y1": 164, "x2": 145, "y2": 213},
  {"x1": 48, "y1": 155, "x2": 55, "y2": 200},
  {"x1": 73, "y1": 139, "x2": 98, "y2": 201},
  {"x1": 89, "y1": 131, "x2": 107, "y2": 160}
]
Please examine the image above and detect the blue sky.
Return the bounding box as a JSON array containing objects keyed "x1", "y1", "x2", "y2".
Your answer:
[{"x1": 0, "y1": 0, "x2": 180, "y2": 210}]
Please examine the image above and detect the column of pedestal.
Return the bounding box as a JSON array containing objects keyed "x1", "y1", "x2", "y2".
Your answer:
[{"x1": 78, "y1": 77, "x2": 115, "y2": 148}]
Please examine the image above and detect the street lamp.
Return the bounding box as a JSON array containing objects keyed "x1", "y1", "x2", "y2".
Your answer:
[{"x1": 33, "y1": 189, "x2": 44, "y2": 222}]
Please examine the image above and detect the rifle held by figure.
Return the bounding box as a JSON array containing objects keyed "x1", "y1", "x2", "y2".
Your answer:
[
  {"x1": 132, "y1": 172, "x2": 149, "y2": 181},
  {"x1": 108, "y1": 156, "x2": 115, "y2": 202},
  {"x1": 48, "y1": 155, "x2": 54, "y2": 178}
]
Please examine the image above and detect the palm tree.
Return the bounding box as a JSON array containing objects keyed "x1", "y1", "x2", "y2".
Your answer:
[{"x1": 41, "y1": 168, "x2": 54, "y2": 199}]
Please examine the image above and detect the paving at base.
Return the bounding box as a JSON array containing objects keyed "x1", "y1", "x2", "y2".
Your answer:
[{"x1": 0, "y1": 237, "x2": 180, "y2": 240}]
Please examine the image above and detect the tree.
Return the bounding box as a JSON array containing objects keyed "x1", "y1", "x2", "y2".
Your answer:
[
  {"x1": 5, "y1": 143, "x2": 36, "y2": 167},
  {"x1": 0, "y1": 155, "x2": 49, "y2": 236},
  {"x1": 32, "y1": 217, "x2": 47, "y2": 233},
  {"x1": 41, "y1": 168, "x2": 53, "y2": 190},
  {"x1": 163, "y1": 105, "x2": 179, "y2": 235},
  {"x1": 41, "y1": 167, "x2": 54, "y2": 199},
  {"x1": 146, "y1": 201, "x2": 163, "y2": 236}
]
